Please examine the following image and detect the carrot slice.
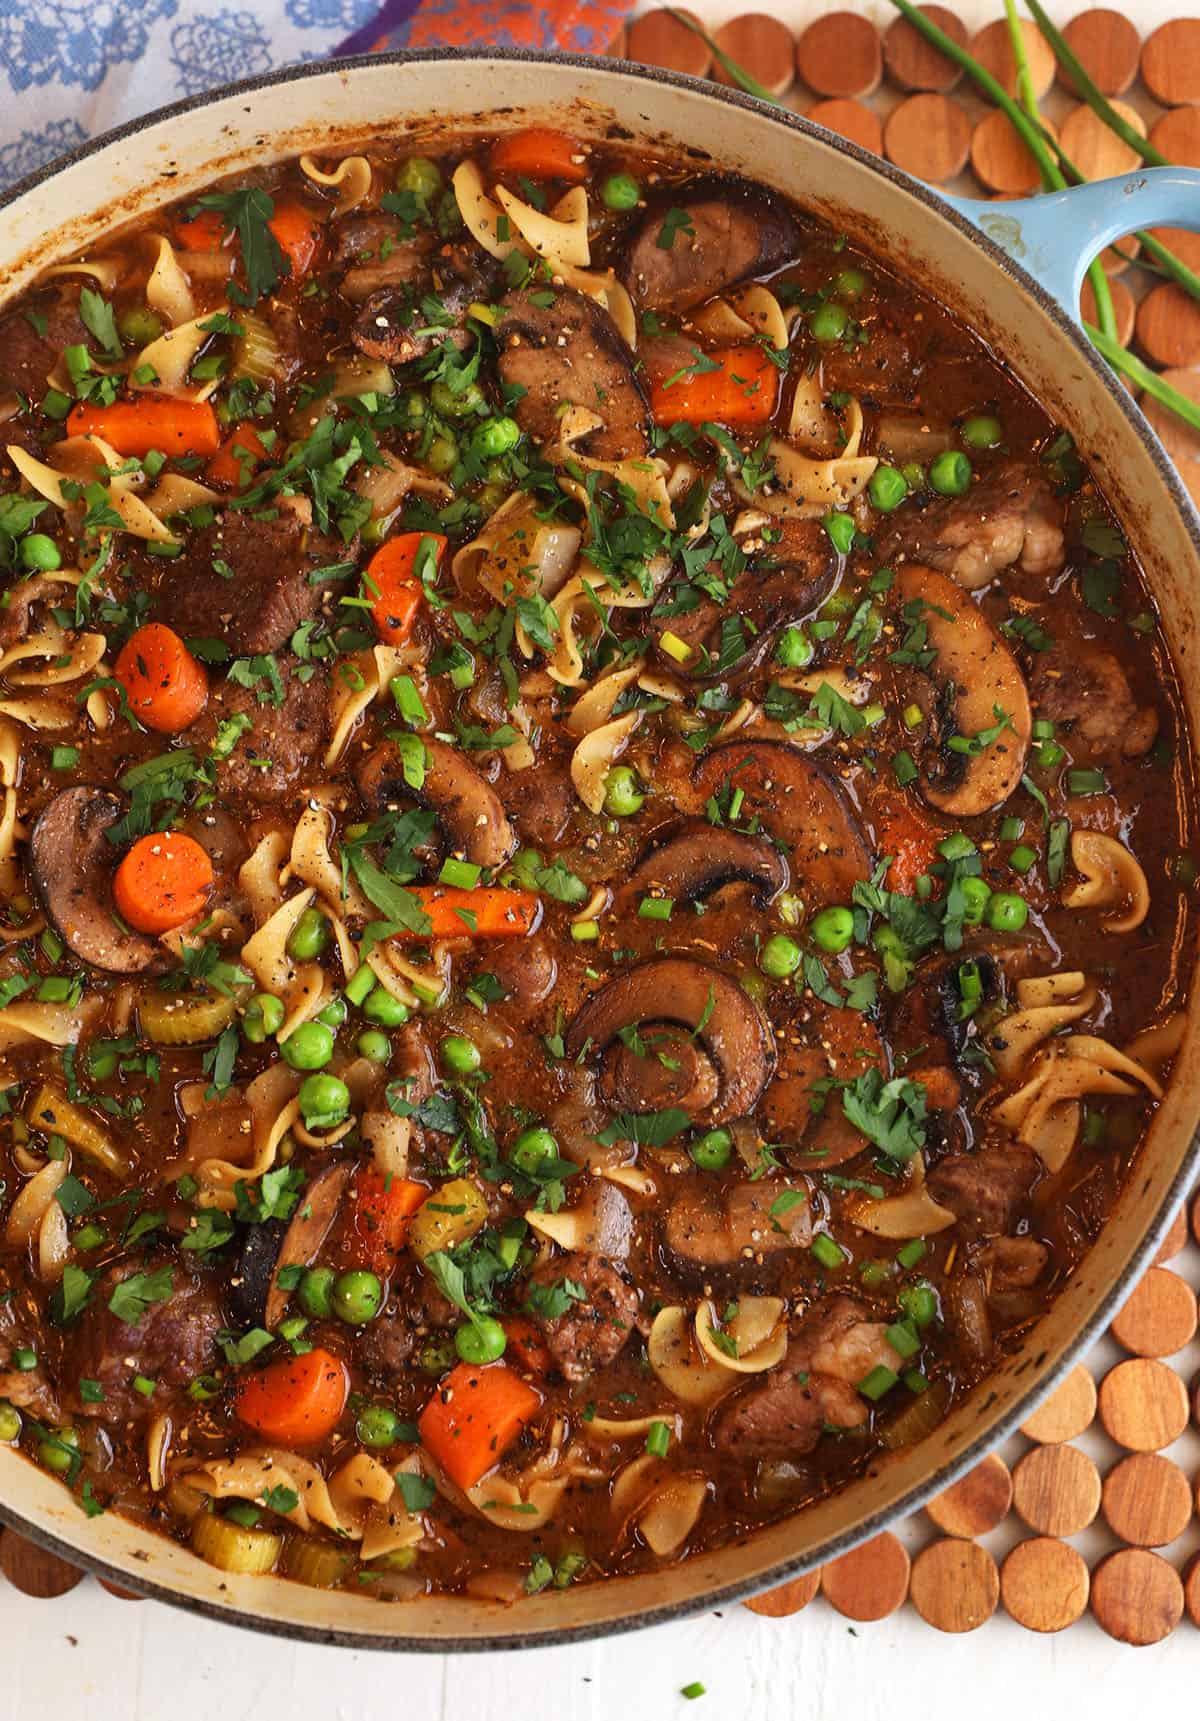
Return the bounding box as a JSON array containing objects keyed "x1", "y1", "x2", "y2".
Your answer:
[
  {"x1": 647, "y1": 344, "x2": 780, "y2": 428},
  {"x1": 115, "y1": 622, "x2": 209, "y2": 734},
  {"x1": 235, "y1": 1347, "x2": 350, "y2": 1446},
  {"x1": 268, "y1": 200, "x2": 321, "y2": 278},
  {"x1": 206, "y1": 423, "x2": 270, "y2": 489},
  {"x1": 113, "y1": 831, "x2": 214, "y2": 935},
  {"x1": 66, "y1": 398, "x2": 221, "y2": 459},
  {"x1": 345, "y1": 1168, "x2": 427, "y2": 1276},
  {"x1": 872, "y1": 793, "x2": 944, "y2": 896},
  {"x1": 489, "y1": 127, "x2": 587, "y2": 185},
  {"x1": 394, "y1": 885, "x2": 541, "y2": 942},
  {"x1": 364, "y1": 532, "x2": 448, "y2": 646},
  {"x1": 174, "y1": 209, "x2": 228, "y2": 253},
  {"x1": 504, "y1": 1316, "x2": 552, "y2": 1378},
  {"x1": 418, "y1": 1362, "x2": 542, "y2": 1491}
]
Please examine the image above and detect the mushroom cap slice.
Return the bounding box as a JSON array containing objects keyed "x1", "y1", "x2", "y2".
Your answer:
[
  {"x1": 30, "y1": 787, "x2": 165, "y2": 974},
  {"x1": 355, "y1": 736, "x2": 515, "y2": 870},
  {"x1": 564, "y1": 956, "x2": 775, "y2": 1126},
  {"x1": 762, "y1": 1003, "x2": 887, "y2": 1166},
  {"x1": 621, "y1": 175, "x2": 801, "y2": 316},
  {"x1": 690, "y1": 741, "x2": 870, "y2": 905},
  {"x1": 497, "y1": 286, "x2": 650, "y2": 463},
  {"x1": 895, "y1": 564, "x2": 1031, "y2": 818},
  {"x1": 622, "y1": 819, "x2": 788, "y2": 910}
]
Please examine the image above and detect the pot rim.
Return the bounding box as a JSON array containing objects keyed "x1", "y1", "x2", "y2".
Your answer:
[{"x1": 1, "y1": 46, "x2": 1198, "y2": 1651}]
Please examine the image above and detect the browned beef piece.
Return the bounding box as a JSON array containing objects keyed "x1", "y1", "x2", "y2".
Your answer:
[
  {"x1": 980, "y1": 1236, "x2": 1049, "y2": 1290},
  {"x1": 67, "y1": 1260, "x2": 222, "y2": 1423},
  {"x1": 335, "y1": 218, "x2": 426, "y2": 267},
  {"x1": 191, "y1": 661, "x2": 328, "y2": 801},
  {"x1": 0, "y1": 1281, "x2": 61, "y2": 1421},
  {"x1": 165, "y1": 509, "x2": 349, "y2": 655},
  {"x1": 359, "y1": 1271, "x2": 458, "y2": 1382},
  {"x1": 351, "y1": 242, "x2": 498, "y2": 363},
  {"x1": 497, "y1": 287, "x2": 649, "y2": 462},
  {"x1": 927, "y1": 1142, "x2": 1041, "y2": 1235},
  {"x1": 526, "y1": 1252, "x2": 638, "y2": 1384},
  {"x1": 1029, "y1": 641, "x2": 1159, "y2": 759},
  {"x1": 621, "y1": 176, "x2": 800, "y2": 316},
  {"x1": 0, "y1": 286, "x2": 86, "y2": 399},
  {"x1": 502, "y1": 763, "x2": 576, "y2": 848},
  {"x1": 876, "y1": 461, "x2": 1066, "y2": 591}
]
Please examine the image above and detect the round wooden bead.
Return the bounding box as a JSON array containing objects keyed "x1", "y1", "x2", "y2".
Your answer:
[
  {"x1": 1059, "y1": 100, "x2": 1145, "y2": 181},
  {"x1": 1059, "y1": 10, "x2": 1140, "y2": 97},
  {"x1": 1110, "y1": 1267, "x2": 1198, "y2": 1358},
  {"x1": 1103, "y1": 1453, "x2": 1193, "y2": 1547},
  {"x1": 820, "y1": 1532, "x2": 910, "y2": 1620},
  {"x1": 805, "y1": 99, "x2": 884, "y2": 157},
  {"x1": 925, "y1": 1454, "x2": 1012, "y2": 1538},
  {"x1": 1001, "y1": 1538, "x2": 1090, "y2": 1632},
  {"x1": 1154, "y1": 1201, "x2": 1189, "y2": 1265},
  {"x1": 1149, "y1": 106, "x2": 1200, "y2": 166},
  {"x1": 971, "y1": 110, "x2": 1056, "y2": 195},
  {"x1": 796, "y1": 13, "x2": 882, "y2": 101},
  {"x1": 98, "y1": 1579, "x2": 145, "y2": 1601},
  {"x1": 626, "y1": 9, "x2": 711, "y2": 77},
  {"x1": 1141, "y1": 370, "x2": 1200, "y2": 475},
  {"x1": 1079, "y1": 274, "x2": 1134, "y2": 345},
  {"x1": 1098, "y1": 1358, "x2": 1190, "y2": 1451},
  {"x1": 744, "y1": 1569, "x2": 821, "y2": 1615},
  {"x1": 884, "y1": 93, "x2": 971, "y2": 182},
  {"x1": 883, "y1": 5, "x2": 967, "y2": 92},
  {"x1": 1136, "y1": 282, "x2": 1200, "y2": 370},
  {"x1": 1190, "y1": 1187, "x2": 1200, "y2": 1247},
  {"x1": 1141, "y1": 21, "x2": 1200, "y2": 107},
  {"x1": 1185, "y1": 1555, "x2": 1200, "y2": 1627},
  {"x1": 1012, "y1": 1444, "x2": 1101, "y2": 1537},
  {"x1": 712, "y1": 15, "x2": 796, "y2": 98},
  {"x1": 0, "y1": 1529, "x2": 85, "y2": 1599},
  {"x1": 1092, "y1": 1549, "x2": 1184, "y2": 1645},
  {"x1": 604, "y1": 27, "x2": 627, "y2": 58},
  {"x1": 971, "y1": 19, "x2": 1055, "y2": 100},
  {"x1": 910, "y1": 1539, "x2": 999, "y2": 1633},
  {"x1": 1020, "y1": 1363, "x2": 1097, "y2": 1443}
]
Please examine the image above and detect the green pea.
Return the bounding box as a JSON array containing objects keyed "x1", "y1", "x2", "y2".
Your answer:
[
  {"x1": 604, "y1": 765, "x2": 645, "y2": 817},
  {"x1": 810, "y1": 905, "x2": 854, "y2": 954},
  {"x1": 430, "y1": 379, "x2": 485, "y2": 420},
  {"x1": 760, "y1": 933, "x2": 802, "y2": 979},
  {"x1": 441, "y1": 1034, "x2": 481, "y2": 1077},
  {"x1": 361, "y1": 515, "x2": 387, "y2": 546},
  {"x1": 776, "y1": 625, "x2": 814, "y2": 669},
  {"x1": 601, "y1": 172, "x2": 641, "y2": 211},
  {"x1": 511, "y1": 1125, "x2": 558, "y2": 1177},
  {"x1": 985, "y1": 891, "x2": 1028, "y2": 933},
  {"x1": 454, "y1": 1317, "x2": 507, "y2": 1365},
  {"x1": 0, "y1": 1402, "x2": 20, "y2": 1443},
  {"x1": 281, "y1": 1021, "x2": 334, "y2": 1071},
  {"x1": 297, "y1": 1073, "x2": 350, "y2": 1129},
  {"x1": 960, "y1": 412, "x2": 1004, "y2": 449},
  {"x1": 834, "y1": 266, "x2": 869, "y2": 301},
  {"x1": 426, "y1": 433, "x2": 459, "y2": 476},
  {"x1": 434, "y1": 186, "x2": 464, "y2": 239},
  {"x1": 363, "y1": 986, "x2": 410, "y2": 1028},
  {"x1": 356, "y1": 1405, "x2": 403, "y2": 1448},
  {"x1": 287, "y1": 906, "x2": 329, "y2": 961},
  {"x1": 243, "y1": 992, "x2": 284, "y2": 1043},
  {"x1": 824, "y1": 511, "x2": 856, "y2": 556},
  {"x1": 357, "y1": 1029, "x2": 391, "y2": 1062},
  {"x1": 18, "y1": 533, "x2": 61, "y2": 572},
  {"x1": 473, "y1": 415, "x2": 521, "y2": 458},
  {"x1": 959, "y1": 876, "x2": 992, "y2": 925},
  {"x1": 116, "y1": 306, "x2": 163, "y2": 348},
  {"x1": 690, "y1": 1128, "x2": 732, "y2": 1172},
  {"x1": 417, "y1": 1338, "x2": 457, "y2": 1375},
  {"x1": 476, "y1": 482, "x2": 508, "y2": 514},
  {"x1": 316, "y1": 996, "x2": 348, "y2": 1030},
  {"x1": 299, "y1": 1266, "x2": 336, "y2": 1320},
  {"x1": 929, "y1": 449, "x2": 972, "y2": 496},
  {"x1": 395, "y1": 155, "x2": 442, "y2": 205},
  {"x1": 331, "y1": 1269, "x2": 383, "y2": 1326},
  {"x1": 38, "y1": 1427, "x2": 79, "y2": 1474},
  {"x1": 868, "y1": 465, "x2": 908, "y2": 513},
  {"x1": 809, "y1": 301, "x2": 848, "y2": 343},
  {"x1": 901, "y1": 461, "x2": 926, "y2": 493}
]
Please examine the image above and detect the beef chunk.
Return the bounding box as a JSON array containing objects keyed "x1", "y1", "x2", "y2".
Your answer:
[
  {"x1": 165, "y1": 509, "x2": 348, "y2": 655},
  {"x1": 621, "y1": 176, "x2": 800, "y2": 316},
  {"x1": 927, "y1": 1142, "x2": 1041, "y2": 1234},
  {"x1": 67, "y1": 1260, "x2": 222, "y2": 1423},
  {"x1": 497, "y1": 287, "x2": 649, "y2": 462},
  {"x1": 0, "y1": 1281, "x2": 60, "y2": 1421},
  {"x1": 350, "y1": 241, "x2": 497, "y2": 361},
  {"x1": 980, "y1": 1236, "x2": 1049, "y2": 1291},
  {"x1": 876, "y1": 461, "x2": 1066, "y2": 590},
  {"x1": 502, "y1": 763, "x2": 576, "y2": 848},
  {"x1": 191, "y1": 661, "x2": 328, "y2": 801},
  {"x1": 0, "y1": 286, "x2": 86, "y2": 399},
  {"x1": 1029, "y1": 641, "x2": 1159, "y2": 759},
  {"x1": 527, "y1": 1252, "x2": 638, "y2": 1383}
]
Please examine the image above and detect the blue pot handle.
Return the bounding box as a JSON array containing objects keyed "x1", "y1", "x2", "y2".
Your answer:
[{"x1": 944, "y1": 167, "x2": 1200, "y2": 326}]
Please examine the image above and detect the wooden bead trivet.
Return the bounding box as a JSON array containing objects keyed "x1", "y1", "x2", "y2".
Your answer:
[
  {"x1": 972, "y1": 110, "x2": 1055, "y2": 194},
  {"x1": 1140, "y1": 19, "x2": 1200, "y2": 108},
  {"x1": 909, "y1": 1539, "x2": 999, "y2": 1632},
  {"x1": 884, "y1": 93, "x2": 971, "y2": 182},
  {"x1": 925, "y1": 1453, "x2": 1012, "y2": 1537},
  {"x1": 805, "y1": 98, "x2": 883, "y2": 156},
  {"x1": 883, "y1": 5, "x2": 967, "y2": 93},
  {"x1": 1098, "y1": 1358, "x2": 1190, "y2": 1451},
  {"x1": 970, "y1": 18, "x2": 1055, "y2": 100},
  {"x1": 1012, "y1": 1444, "x2": 1102, "y2": 1538},
  {"x1": 820, "y1": 1532, "x2": 910, "y2": 1620},
  {"x1": 625, "y1": 9, "x2": 711, "y2": 77},
  {"x1": 1091, "y1": 1549, "x2": 1185, "y2": 1646},
  {"x1": 712, "y1": 15, "x2": 795, "y2": 98},
  {"x1": 1141, "y1": 371, "x2": 1200, "y2": 510},
  {"x1": 1185, "y1": 1558, "x2": 1200, "y2": 1629},
  {"x1": 795, "y1": 12, "x2": 882, "y2": 101},
  {"x1": 0, "y1": 1528, "x2": 84, "y2": 1599},
  {"x1": 1019, "y1": 1362, "x2": 1097, "y2": 1443},
  {"x1": 743, "y1": 1569, "x2": 821, "y2": 1615},
  {"x1": 1000, "y1": 1538, "x2": 1090, "y2": 1633},
  {"x1": 1110, "y1": 1267, "x2": 1198, "y2": 1357},
  {"x1": 1059, "y1": 9, "x2": 1140, "y2": 97},
  {"x1": 1103, "y1": 1453, "x2": 1194, "y2": 1547}
]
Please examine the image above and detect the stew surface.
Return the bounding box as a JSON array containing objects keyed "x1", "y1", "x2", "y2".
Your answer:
[{"x1": 0, "y1": 126, "x2": 1193, "y2": 1603}]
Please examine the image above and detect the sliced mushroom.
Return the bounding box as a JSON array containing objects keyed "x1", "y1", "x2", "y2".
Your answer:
[
  {"x1": 355, "y1": 737, "x2": 515, "y2": 870},
  {"x1": 497, "y1": 287, "x2": 649, "y2": 462},
  {"x1": 895, "y1": 564, "x2": 1031, "y2": 817},
  {"x1": 664, "y1": 1179, "x2": 812, "y2": 1268},
  {"x1": 762, "y1": 1004, "x2": 887, "y2": 1166},
  {"x1": 264, "y1": 1161, "x2": 353, "y2": 1329},
  {"x1": 600, "y1": 1028, "x2": 721, "y2": 1117},
  {"x1": 690, "y1": 741, "x2": 870, "y2": 905},
  {"x1": 30, "y1": 788, "x2": 164, "y2": 974},
  {"x1": 621, "y1": 175, "x2": 801, "y2": 316},
  {"x1": 525, "y1": 1180, "x2": 633, "y2": 1258},
  {"x1": 564, "y1": 956, "x2": 775, "y2": 1125},
  {"x1": 622, "y1": 820, "x2": 788, "y2": 911}
]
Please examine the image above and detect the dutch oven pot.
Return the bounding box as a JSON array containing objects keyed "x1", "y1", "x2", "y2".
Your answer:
[{"x1": 1, "y1": 50, "x2": 1199, "y2": 1650}]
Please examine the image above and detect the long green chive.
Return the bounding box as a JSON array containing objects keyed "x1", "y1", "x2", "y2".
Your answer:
[{"x1": 664, "y1": 9, "x2": 782, "y2": 105}]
